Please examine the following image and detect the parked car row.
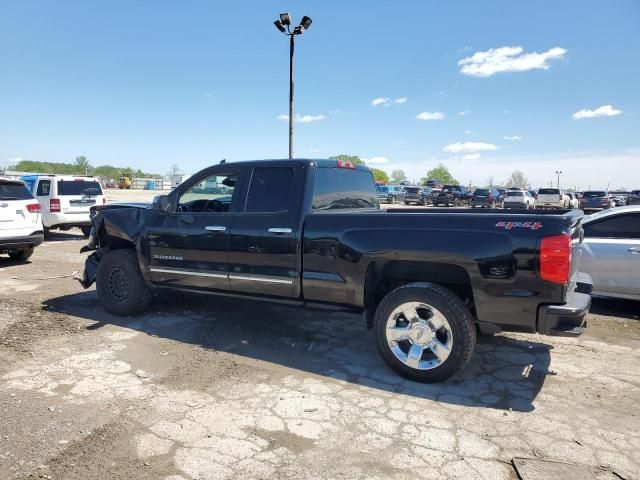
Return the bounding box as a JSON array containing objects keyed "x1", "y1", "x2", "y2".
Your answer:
[{"x1": 1, "y1": 175, "x2": 105, "y2": 262}]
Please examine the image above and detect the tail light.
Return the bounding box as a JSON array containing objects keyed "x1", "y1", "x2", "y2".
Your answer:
[
  {"x1": 540, "y1": 234, "x2": 572, "y2": 285},
  {"x1": 50, "y1": 198, "x2": 61, "y2": 213},
  {"x1": 601, "y1": 198, "x2": 609, "y2": 204},
  {"x1": 26, "y1": 203, "x2": 41, "y2": 213}
]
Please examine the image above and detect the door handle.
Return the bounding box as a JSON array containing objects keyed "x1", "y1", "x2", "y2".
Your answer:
[
  {"x1": 268, "y1": 227, "x2": 292, "y2": 234},
  {"x1": 628, "y1": 247, "x2": 640, "y2": 254},
  {"x1": 205, "y1": 225, "x2": 226, "y2": 232}
]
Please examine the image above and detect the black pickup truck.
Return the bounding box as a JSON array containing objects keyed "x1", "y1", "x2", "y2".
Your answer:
[{"x1": 78, "y1": 159, "x2": 592, "y2": 382}]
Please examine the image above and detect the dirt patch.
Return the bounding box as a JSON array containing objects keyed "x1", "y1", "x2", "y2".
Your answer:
[
  {"x1": 40, "y1": 419, "x2": 181, "y2": 480},
  {"x1": 0, "y1": 299, "x2": 82, "y2": 363}
]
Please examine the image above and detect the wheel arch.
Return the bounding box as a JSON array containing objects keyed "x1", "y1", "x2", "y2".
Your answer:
[{"x1": 364, "y1": 260, "x2": 476, "y2": 329}]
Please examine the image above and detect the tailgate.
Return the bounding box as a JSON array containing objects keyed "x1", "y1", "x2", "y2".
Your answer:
[{"x1": 537, "y1": 194, "x2": 559, "y2": 203}]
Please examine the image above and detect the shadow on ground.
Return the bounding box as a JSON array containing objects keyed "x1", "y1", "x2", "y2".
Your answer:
[
  {"x1": 43, "y1": 230, "x2": 86, "y2": 242},
  {"x1": 590, "y1": 297, "x2": 639, "y2": 321},
  {"x1": 43, "y1": 290, "x2": 554, "y2": 412}
]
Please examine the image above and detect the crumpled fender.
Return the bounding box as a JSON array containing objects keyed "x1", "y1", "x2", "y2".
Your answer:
[{"x1": 76, "y1": 204, "x2": 151, "y2": 289}]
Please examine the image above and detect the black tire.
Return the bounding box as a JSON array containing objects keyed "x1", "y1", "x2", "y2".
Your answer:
[
  {"x1": 404, "y1": 201, "x2": 410, "y2": 205},
  {"x1": 373, "y1": 282, "x2": 476, "y2": 382},
  {"x1": 96, "y1": 249, "x2": 152, "y2": 316},
  {"x1": 8, "y1": 248, "x2": 34, "y2": 261},
  {"x1": 422, "y1": 198, "x2": 428, "y2": 206},
  {"x1": 391, "y1": 196, "x2": 396, "y2": 205},
  {"x1": 80, "y1": 225, "x2": 92, "y2": 237},
  {"x1": 490, "y1": 201, "x2": 496, "y2": 209}
]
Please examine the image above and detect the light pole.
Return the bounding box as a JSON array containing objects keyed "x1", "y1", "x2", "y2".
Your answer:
[
  {"x1": 274, "y1": 13, "x2": 312, "y2": 159},
  {"x1": 555, "y1": 170, "x2": 562, "y2": 188}
]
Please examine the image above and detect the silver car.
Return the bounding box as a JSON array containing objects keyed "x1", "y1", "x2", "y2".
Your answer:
[{"x1": 580, "y1": 205, "x2": 640, "y2": 300}]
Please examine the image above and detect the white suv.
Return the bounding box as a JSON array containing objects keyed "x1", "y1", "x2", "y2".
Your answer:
[
  {"x1": 0, "y1": 177, "x2": 44, "y2": 261},
  {"x1": 22, "y1": 175, "x2": 105, "y2": 237},
  {"x1": 536, "y1": 187, "x2": 569, "y2": 209}
]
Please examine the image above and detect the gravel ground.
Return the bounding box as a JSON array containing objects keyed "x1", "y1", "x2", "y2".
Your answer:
[{"x1": 0, "y1": 193, "x2": 639, "y2": 480}]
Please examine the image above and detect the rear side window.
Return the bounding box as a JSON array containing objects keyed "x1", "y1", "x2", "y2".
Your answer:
[
  {"x1": 583, "y1": 213, "x2": 640, "y2": 239},
  {"x1": 245, "y1": 167, "x2": 294, "y2": 213},
  {"x1": 57, "y1": 180, "x2": 103, "y2": 196},
  {"x1": 0, "y1": 182, "x2": 33, "y2": 200},
  {"x1": 313, "y1": 167, "x2": 378, "y2": 210},
  {"x1": 37, "y1": 180, "x2": 51, "y2": 196},
  {"x1": 538, "y1": 188, "x2": 560, "y2": 195}
]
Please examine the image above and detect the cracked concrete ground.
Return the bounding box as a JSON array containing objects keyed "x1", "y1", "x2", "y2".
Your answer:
[{"x1": 1, "y1": 228, "x2": 639, "y2": 480}]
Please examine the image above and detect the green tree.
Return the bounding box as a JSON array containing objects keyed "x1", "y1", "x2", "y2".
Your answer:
[
  {"x1": 421, "y1": 163, "x2": 458, "y2": 185},
  {"x1": 391, "y1": 169, "x2": 407, "y2": 184},
  {"x1": 74, "y1": 155, "x2": 90, "y2": 173},
  {"x1": 329, "y1": 154, "x2": 365, "y2": 165},
  {"x1": 505, "y1": 170, "x2": 529, "y2": 189},
  {"x1": 371, "y1": 168, "x2": 389, "y2": 183}
]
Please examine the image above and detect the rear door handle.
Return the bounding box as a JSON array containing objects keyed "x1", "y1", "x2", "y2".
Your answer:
[
  {"x1": 628, "y1": 247, "x2": 640, "y2": 254},
  {"x1": 268, "y1": 227, "x2": 292, "y2": 234},
  {"x1": 205, "y1": 225, "x2": 226, "y2": 232}
]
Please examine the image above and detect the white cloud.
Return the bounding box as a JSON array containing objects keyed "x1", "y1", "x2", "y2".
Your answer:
[
  {"x1": 437, "y1": 90, "x2": 445, "y2": 95},
  {"x1": 462, "y1": 154, "x2": 481, "y2": 160},
  {"x1": 371, "y1": 97, "x2": 407, "y2": 107},
  {"x1": 464, "y1": 130, "x2": 475, "y2": 135},
  {"x1": 458, "y1": 46, "x2": 567, "y2": 77},
  {"x1": 309, "y1": 147, "x2": 320, "y2": 153},
  {"x1": 416, "y1": 111, "x2": 445, "y2": 121},
  {"x1": 362, "y1": 156, "x2": 389, "y2": 164},
  {"x1": 371, "y1": 97, "x2": 390, "y2": 106},
  {"x1": 443, "y1": 142, "x2": 499, "y2": 153},
  {"x1": 277, "y1": 114, "x2": 325, "y2": 123},
  {"x1": 458, "y1": 111, "x2": 471, "y2": 116},
  {"x1": 572, "y1": 105, "x2": 623, "y2": 120},
  {"x1": 503, "y1": 135, "x2": 522, "y2": 141}
]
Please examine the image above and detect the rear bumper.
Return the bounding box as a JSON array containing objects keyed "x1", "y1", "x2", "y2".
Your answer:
[
  {"x1": 0, "y1": 232, "x2": 44, "y2": 251},
  {"x1": 537, "y1": 274, "x2": 592, "y2": 337},
  {"x1": 45, "y1": 212, "x2": 91, "y2": 228},
  {"x1": 503, "y1": 202, "x2": 527, "y2": 209}
]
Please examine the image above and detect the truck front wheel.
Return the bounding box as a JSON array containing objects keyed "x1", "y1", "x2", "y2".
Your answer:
[
  {"x1": 96, "y1": 249, "x2": 152, "y2": 316},
  {"x1": 374, "y1": 283, "x2": 476, "y2": 382}
]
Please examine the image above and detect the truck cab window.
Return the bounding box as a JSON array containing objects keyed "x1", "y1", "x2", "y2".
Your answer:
[
  {"x1": 178, "y1": 173, "x2": 237, "y2": 213},
  {"x1": 245, "y1": 167, "x2": 294, "y2": 213}
]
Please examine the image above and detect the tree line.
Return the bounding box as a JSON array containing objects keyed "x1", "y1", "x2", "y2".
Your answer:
[
  {"x1": 8, "y1": 156, "x2": 161, "y2": 179},
  {"x1": 330, "y1": 154, "x2": 530, "y2": 189}
]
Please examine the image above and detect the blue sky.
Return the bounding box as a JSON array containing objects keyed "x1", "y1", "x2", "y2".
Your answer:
[{"x1": 1, "y1": 0, "x2": 639, "y2": 189}]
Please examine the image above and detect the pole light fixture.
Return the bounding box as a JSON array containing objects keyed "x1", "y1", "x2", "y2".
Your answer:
[
  {"x1": 555, "y1": 170, "x2": 562, "y2": 188},
  {"x1": 273, "y1": 12, "x2": 313, "y2": 159}
]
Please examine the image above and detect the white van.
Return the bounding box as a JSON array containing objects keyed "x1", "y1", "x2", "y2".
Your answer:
[
  {"x1": 0, "y1": 177, "x2": 44, "y2": 260},
  {"x1": 22, "y1": 175, "x2": 105, "y2": 236}
]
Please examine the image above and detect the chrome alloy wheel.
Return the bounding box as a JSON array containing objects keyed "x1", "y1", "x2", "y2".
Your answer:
[{"x1": 385, "y1": 302, "x2": 453, "y2": 370}]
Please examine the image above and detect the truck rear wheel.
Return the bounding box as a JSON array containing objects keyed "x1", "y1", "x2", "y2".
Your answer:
[
  {"x1": 96, "y1": 249, "x2": 152, "y2": 316},
  {"x1": 374, "y1": 283, "x2": 476, "y2": 382}
]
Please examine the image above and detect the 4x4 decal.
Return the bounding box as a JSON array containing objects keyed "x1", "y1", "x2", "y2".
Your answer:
[{"x1": 495, "y1": 221, "x2": 542, "y2": 230}]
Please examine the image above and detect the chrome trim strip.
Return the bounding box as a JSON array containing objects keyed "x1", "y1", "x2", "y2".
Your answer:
[
  {"x1": 229, "y1": 274, "x2": 293, "y2": 285},
  {"x1": 150, "y1": 268, "x2": 227, "y2": 279},
  {"x1": 268, "y1": 227, "x2": 293, "y2": 234}
]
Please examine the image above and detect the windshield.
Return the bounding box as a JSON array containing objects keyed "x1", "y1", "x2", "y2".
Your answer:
[
  {"x1": 582, "y1": 191, "x2": 607, "y2": 198},
  {"x1": 57, "y1": 180, "x2": 103, "y2": 196},
  {"x1": 0, "y1": 182, "x2": 34, "y2": 200}
]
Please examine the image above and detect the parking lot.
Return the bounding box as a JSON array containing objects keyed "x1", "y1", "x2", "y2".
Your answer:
[{"x1": 0, "y1": 190, "x2": 637, "y2": 480}]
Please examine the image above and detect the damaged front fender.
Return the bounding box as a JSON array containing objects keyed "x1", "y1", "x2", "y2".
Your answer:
[{"x1": 76, "y1": 203, "x2": 152, "y2": 289}]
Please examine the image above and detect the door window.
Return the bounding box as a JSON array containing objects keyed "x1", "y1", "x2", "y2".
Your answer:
[
  {"x1": 37, "y1": 180, "x2": 51, "y2": 196},
  {"x1": 178, "y1": 173, "x2": 238, "y2": 213},
  {"x1": 583, "y1": 214, "x2": 640, "y2": 239},
  {"x1": 245, "y1": 167, "x2": 294, "y2": 213}
]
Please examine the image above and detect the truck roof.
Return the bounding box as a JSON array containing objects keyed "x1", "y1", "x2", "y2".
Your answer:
[{"x1": 216, "y1": 158, "x2": 372, "y2": 172}]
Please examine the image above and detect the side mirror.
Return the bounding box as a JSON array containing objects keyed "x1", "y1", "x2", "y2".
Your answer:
[{"x1": 152, "y1": 195, "x2": 169, "y2": 211}]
